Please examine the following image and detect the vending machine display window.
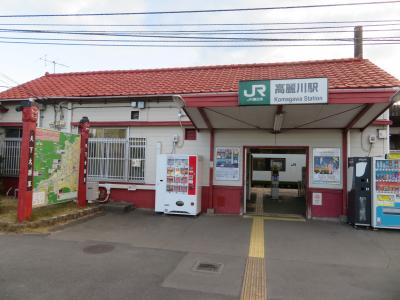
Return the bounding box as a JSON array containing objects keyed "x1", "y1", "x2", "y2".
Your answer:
[
  {"x1": 373, "y1": 158, "x2": 400, "y2": 229},
  {"x1": 166, "y1": 158, "x2": 189, "y2": 194}
]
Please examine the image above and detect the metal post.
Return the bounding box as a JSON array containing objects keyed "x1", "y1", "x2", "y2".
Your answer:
[
  {"x1": 124, "y1": 138, "x2": 129, "y2": 182},
  {"x1": 78, "y1": 117, "x2": 90, "y2": 207},
  {"x1": 208, "y1": 129, "x2": 215, "y2": 212},
  {"x1": 342, "y1": 129, "x2": 349, "y2": 218}
]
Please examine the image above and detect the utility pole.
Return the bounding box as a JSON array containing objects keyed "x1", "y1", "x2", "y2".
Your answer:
[{"x1": 354, "y1": 26, "x2": 363, "y2": 59}]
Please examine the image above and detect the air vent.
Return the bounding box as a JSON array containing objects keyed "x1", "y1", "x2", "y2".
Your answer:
[
  {"x1": 131, "y1": 110, "x2": 139, "y2": 120},
  {"x1": 193, "y1": 261, "x2": 223, "y2": 274}
]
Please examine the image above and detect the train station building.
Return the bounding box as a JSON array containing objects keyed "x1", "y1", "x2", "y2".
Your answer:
[{"x1": 0, "y1": 57, "x2": 399, "y2": 219}]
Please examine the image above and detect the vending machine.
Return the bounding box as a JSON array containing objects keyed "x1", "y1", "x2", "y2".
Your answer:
[
  {"x1": 155, "y1": 154, "x2": 202, "y2": 215},
  {"x1": 347, "y1": 157, "x2": 372, "y2": 227},
  {"x1": 372, "y1": 158, "x2": 400, "y2": 229}
]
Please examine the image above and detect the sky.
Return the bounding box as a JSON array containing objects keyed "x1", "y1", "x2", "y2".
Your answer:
[{"x1": 0, "y1": 0, "x2": 400, "y2": 90}]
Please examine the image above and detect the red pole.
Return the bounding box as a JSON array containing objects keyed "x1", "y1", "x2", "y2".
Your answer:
[
  {"x1": 17, "y1": 102, "x2": 39, "y2": 223},
  {"x1": 77, "y1": 117, "x2": 90, "y2": 208}
]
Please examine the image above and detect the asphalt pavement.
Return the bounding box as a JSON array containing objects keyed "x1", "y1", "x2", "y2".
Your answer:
[
  {"x1": 265, "y1": 220, "x2": 400, "y2": 300},
  {"x1": 0, "y1": 210, "x2": 399, "y2": 300}
]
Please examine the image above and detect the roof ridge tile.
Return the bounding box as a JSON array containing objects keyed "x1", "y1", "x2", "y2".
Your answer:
[{"x1": 46, "y1": 57, "x2": 365, "y2": 77}]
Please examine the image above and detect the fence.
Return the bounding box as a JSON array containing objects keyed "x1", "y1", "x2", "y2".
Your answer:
[
  {"x1": 0, "y1": 138, "x2": 21, "y2": 177},
  {"x1": 87, "y1": 137, "x2": 146, "y2": 183}
]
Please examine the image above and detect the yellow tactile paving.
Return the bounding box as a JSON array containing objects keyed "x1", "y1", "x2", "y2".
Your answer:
[
  {"x1": 248, "y1": 217, "x2": 265, "y2": 258},
  {"x1": 255, "y1": 189, "x2": 264, "y2": 215},
  {"x1": 241, "y1": 257, "x2": 266, "y2": 300},
  {"x1": 263, "y1": 216, "x2": 305, "y2": 222},
  {"x1": 241, "y1": 216, "x2": 267, "y2": 300}
]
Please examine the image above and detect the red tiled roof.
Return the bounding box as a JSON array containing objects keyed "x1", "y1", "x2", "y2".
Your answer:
[{"x1": 0, "y1": 58, "x2": 399, "y2": 100}]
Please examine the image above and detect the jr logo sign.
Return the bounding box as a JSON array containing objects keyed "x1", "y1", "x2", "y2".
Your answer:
[
  {"x1": 239, "y1": 80, "x2": 270, "y2": 106},
  {"x1": 243, "y1": 84, "x2": 266, "y2": 97}
]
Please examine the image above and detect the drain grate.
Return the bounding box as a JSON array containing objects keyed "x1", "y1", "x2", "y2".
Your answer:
[
  {"x1": 192, "y1": 261, "x2": 223, "y2": 274},
  {"x1": 83, "y1": 244, "x2": 115, "y2": 254}
]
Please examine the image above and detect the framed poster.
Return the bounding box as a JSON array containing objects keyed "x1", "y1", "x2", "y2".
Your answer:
[
  {"x1": 312, "y1": 148, "x2": 341, "y2": 185},
  {"x1": 215, "y1": 147, "x2": 240, "y2": 181},
  {"x1": 312, "y1": 192, "x2": 323, "y2": 206}
]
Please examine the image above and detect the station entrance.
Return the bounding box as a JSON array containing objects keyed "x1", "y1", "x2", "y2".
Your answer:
[{"x1": 245, "y1": 147, "x2": 307, "y2": 217}]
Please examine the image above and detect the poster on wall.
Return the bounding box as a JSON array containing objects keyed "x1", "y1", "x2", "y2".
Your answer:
[
  {"x1": 312, "y1": 148, "x2": 341, "y2": 185},
  {"x1": 215, "y1": 147, "x2": 240, "y2": 181},
  {"x1": 32, "y1": 128, "x2": 81, "y2": 207}
]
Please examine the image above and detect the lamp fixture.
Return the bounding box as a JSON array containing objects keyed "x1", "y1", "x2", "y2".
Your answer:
[{"x1": 273, "y1": 112, "x2": 284, "y2": 133}]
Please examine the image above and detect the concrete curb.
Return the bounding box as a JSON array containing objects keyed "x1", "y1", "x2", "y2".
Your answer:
[
  {"x1": 50, "y1": 210, "x2": 106, "y2": 232},
  {"x1": 0, "y1": 206, "x2": 104, "y2": 233}
]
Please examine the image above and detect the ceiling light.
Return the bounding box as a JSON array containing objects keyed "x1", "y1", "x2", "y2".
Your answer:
[{"x1": 273, "y1": 113, "x2": 284, "y2": 133}]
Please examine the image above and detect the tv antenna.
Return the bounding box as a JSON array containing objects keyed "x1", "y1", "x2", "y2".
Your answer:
[{"x1": 39, "y1": 55, "x2": 69, "y2": 73}]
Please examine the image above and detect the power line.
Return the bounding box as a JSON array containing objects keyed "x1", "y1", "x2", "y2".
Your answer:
[
  {"x1": 0, "y1": 26, "x2": 399, "y2": 40},
  {"x1": 1, "y1": 22, "x2": 400, "y2": 34},
  {"x1": 0, "y1": 19, "x2": 399, "y2": 27},
  {"x1": 0, "y1": 35, "x2": 399, "y2": 43},
  {"x1": 0, "y1": 39, "x2": 399, "y2": 48},
  {"x1": 0, "y1": 28, "x2": 400, "y2": 43},
  {"x1": 0, "y1": 1, "x2": 399, "y2": 18}
]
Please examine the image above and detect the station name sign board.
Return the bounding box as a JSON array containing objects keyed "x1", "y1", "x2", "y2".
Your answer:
[{"x1": 239, "y1": 77, "x2": 328, "y2": 106}]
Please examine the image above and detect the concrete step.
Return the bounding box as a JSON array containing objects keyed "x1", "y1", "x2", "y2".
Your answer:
[{"x1": 102, "y1": 201, "x2": 135, "y2": 213}]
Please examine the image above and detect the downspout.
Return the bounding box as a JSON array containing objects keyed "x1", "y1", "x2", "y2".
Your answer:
[
  {"x1": 342, "y1": 129, "x2": 349, "y2": 219},
  {"x1": 65, "y1": 102, "x2": 73, "y2": 133},
  {"x1": 209, "y1": 129, "x2": 215, "y2": 212}
]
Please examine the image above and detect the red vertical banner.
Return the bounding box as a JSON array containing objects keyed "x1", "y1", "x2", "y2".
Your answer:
[
  {"x1": 17, "y1": 104, "x2": 39, "y2": 223},
  {"x1": 78, "y1": 117, "x2": 90, "y2": 207},
  {"x1": 188, "y1": 155, "x2": 197, "y2": 195}
]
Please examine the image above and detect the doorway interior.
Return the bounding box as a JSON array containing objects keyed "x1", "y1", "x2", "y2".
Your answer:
[{"x1": 245, "y1": 147, "x2": 308, "y2": 217}]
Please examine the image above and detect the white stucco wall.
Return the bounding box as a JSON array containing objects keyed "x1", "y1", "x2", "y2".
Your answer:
[
  {"x1": 71, "y1": 101, "x2": 189, "y2": 123},
  {"x1": 349, "y1": 126, "x2": 388, "y2": 157},
  {"x1": 129, "y1": 127, "x2": 210, "y2": 186},
  {"x1": 0, "y1": 104, "x2": 21, "y2": 122}
]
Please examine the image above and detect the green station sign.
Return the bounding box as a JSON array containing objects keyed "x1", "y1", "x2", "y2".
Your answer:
[{"x1": 239, "y1": 78, "x2": 328, "y2": 106}]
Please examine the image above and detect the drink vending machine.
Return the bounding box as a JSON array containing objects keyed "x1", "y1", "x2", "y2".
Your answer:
[
  {"x1": 155, "y1": 154, "x2": 202, "y2": 215},
  {"x1": 347, "y1": 157, "x2": 372, "y2": 227},
  {"x1": 372, "y1": 158, "x2": 400, "y2": 229}
]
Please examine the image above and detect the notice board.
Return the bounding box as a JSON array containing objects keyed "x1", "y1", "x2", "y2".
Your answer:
[{"x1": 32, "y1": 128, "x2": 81, "y2": 207}]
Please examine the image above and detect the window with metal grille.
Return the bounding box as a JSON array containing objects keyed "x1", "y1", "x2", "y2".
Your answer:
[
  {"x1": 87, "y1": 137, "x2": 146, "y2": 182},
  {"x1": 0, "y1": 137, "x2": 21, "y2": 177},
  {"x1": 128, "y1": 138, "x2": 146, "y2": 181}
]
